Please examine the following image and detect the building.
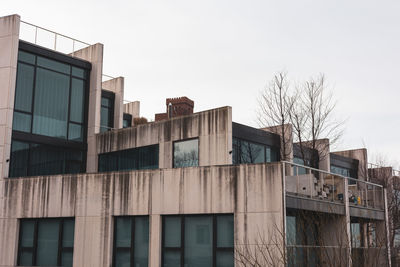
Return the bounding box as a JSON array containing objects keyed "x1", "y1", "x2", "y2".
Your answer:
[{"x1": 0, "y1": 14, "x2": 396, "y2": 267}]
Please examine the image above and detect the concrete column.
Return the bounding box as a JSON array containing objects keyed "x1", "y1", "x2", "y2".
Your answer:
[
  {"x1": 344, "y1": 178, "x2": 352, "y2": 267},
  {"x1": 124, "y1": 101, "x2": 140, "y2": 124},
  {"x1": 149, "y1": 214, "x2": 161, "y2": 267},
  {"x1": 72, "y1": 43, "x2": 104, "y2": 173},
  {"x1": 0, "y1": 14, "x2": 20, "y2": 180},
  {"x1": 102, "y1": 77, "x2": 124, "y2": 129}
]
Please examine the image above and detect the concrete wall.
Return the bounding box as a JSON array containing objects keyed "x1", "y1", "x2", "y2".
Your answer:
[
  {"x1": 0, "y1": 162, "x2": 284, "y2": 267},
  {"x1": 0, "y1": 15, "x2": 20, "y2": 180},
  {"x1": 102, "y1": 77, "x2": 124, "y2": 129},
  {"x1": 124, "y1": 101, "x2": 140, "y2": 119},
  {"x1": 72, "y1": 44, "x2": 104, "y2": 173},
  {"x1": 96, "y1": 106, "x2": 233, "y2": 169}
]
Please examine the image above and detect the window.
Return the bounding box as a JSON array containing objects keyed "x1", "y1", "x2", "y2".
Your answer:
[
  {"x1": 101, "y1": 90, "x2": 115, "y2": 132},
  {"x1": 351, "y1": 223, "x2": 361, "y2": 248},
  {"x1": 394, "y1": 229, "x2": 400, "y2": 247},
  {"x1": 330, "y1": 165, "x2": 356, "y2": 185},
  {"x1": 232, "y1": 137, "x2": 278, "y2": 165},
  {"x1": 13, "y1": 50, "x2": 88, "y2": 141},
  {"x1": 113, "y1": 216, "x2": 149, "y2": 267},
  {"x1": 123, "y1": 113, "x2": 132, "y2": 128},
  {"x1": 98, "y1": 145, "x2": 159, "y2": 172},
  {"x1": 18, "y1": 218, "x2": 74, "y2": 266},
  {"x1": 173, "y1": 139, "x2": 199, "y2": 168},
  {"x1": 9, "y1": 140, "x2": 84, "y2": 177},
  {"x1": 293, "y1": 157, "x2": 307, "y2": 175},
  {"x1": 162, "y1": 214, "x2": 234, "y2": 267}
]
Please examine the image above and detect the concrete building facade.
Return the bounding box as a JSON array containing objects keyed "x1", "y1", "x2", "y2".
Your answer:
[{"x1": 0, "y1": 14, "x2": 396, "y2": 267}]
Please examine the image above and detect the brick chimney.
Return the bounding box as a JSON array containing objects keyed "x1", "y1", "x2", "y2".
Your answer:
[{"x1": 155, "y1": 97, "x2": 194, "y2": 121}]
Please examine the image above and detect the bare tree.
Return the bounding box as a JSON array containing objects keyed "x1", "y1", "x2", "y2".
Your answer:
[
  {"x1": 258, "y1": 72, "x2": 344, "y2": 166},
  {"x1": 257, "y1": 71, "x2": 296, "y2": 161}
]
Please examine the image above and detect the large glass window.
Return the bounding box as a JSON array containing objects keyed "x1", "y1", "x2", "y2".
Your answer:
[
  {"x1": 13, "y1": 50, "x2": 87, "y2": 141},
  {"x1": 100, "y1": 91, "x2": 114, "y2": 132},
  {"x1": 9, "y1": 140, "x2": 84, "y2": 177},
  {"x1": 232, "y1": 137, "x2": 278, "y2": 165},
  {"x1": 98, "y1": 145, "x2": 159, "y2": 172},
  {"x1": 330, "y1": 165, "x2": 356, "y2": 185},
  {"x1": 113, "y1": 216, "x2": 149, "y2": 267},
  {"x1": 18, "y1": 218, "x2": 74, "y2": 266},
  {"x1": 173, "y1": 139, "x2": 199, "y2": 168},
  {"x1": 162, "y1": 214, "x2": 234, "y2": 267}
]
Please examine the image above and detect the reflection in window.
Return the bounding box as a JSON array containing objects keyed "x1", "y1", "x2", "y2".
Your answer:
[
  {"x1": 18, "y1": 218, "x2": 74, "y2": 266},
  {"x1": 293, "y1": 157, "x2": 307, "y2": 175},
  {"x1": 162, "y1": 214, "x2": 234, "y2": 267},
  {"x1": 98, "y1": 145, "x2": 159, "y2": 172},
  {"x1": 114, "y1": 216, "x2": 149, "y2": 267},
  {"x1": 232, "y1": 137, "x2": 278, "y2": 165},
  {"x1": 330, "y1": 165, "x2": 356, "y2": 185},
  {"x1": 9, "y1": 140, "x2": 84, "y2": 177},
  {"x1": 351, "y1": 223, "x2": 361, "y2": 248},
  {"x1": 123, "y1": 113, "x2": 132, "y2": 128},
  {"x1": 173, "y1": 139, "x2": 199, "y2": 168}
]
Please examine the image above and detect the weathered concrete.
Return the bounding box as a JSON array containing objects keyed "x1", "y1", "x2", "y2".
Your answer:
[
  {"x1": 72, "y1": 44, "x2": 104, "y2": 173},
  {"x1": 102, "y1": 77, "x2": 124, "y2": 129},
  {"x1": 333, "y1": 148, "x2": 368, "y2": 181},
  {"x1": 0, "y1": 162, "x2": 284, "y2": 267},
  {"x1": 0, "y1": 15, "x2": 19, "y2": 180},
  {"x1": 96, "y1": 106, "x2": 233, "y2": 169}
]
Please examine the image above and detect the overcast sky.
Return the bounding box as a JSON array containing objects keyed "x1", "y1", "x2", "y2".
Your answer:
[{"x1": 2, "y1": 0, "x2": 400, "y2": 166}]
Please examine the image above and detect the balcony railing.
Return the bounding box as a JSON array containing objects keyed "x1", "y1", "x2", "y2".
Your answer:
[{"x1": 283, "y1": 161, "x2": 385, "y2": 210}]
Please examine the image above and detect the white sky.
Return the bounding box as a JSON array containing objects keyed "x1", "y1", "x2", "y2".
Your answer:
[{"x1": 2, "y1": 0, "x2": 400, "y2": 166}]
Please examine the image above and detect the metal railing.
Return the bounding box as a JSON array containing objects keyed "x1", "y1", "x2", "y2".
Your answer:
[
  {"x1": 283, "y1": 161, "x2": 385, "y2": 210},
  {"x1": 20, "y1": 20, "x2": 91, "y2": 55}
]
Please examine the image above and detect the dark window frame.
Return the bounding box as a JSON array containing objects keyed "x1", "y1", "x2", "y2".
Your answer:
[
  {"x1": 112, "y1": 216, "x2": 149, "y2": 267},
  {"x1": 172, "y1": 137, "x2": 200, "y2": 168},
  {"x1": 123, "y1": 113, "x2": 132, "y2": 128},
  {"x1": 161, "y1": 214, "x2": 234, "y2": 267},
  {"x1": 17, "y1": 217, "x2": 74, "y2": 266},
  {"x1": 101, "y1": 90, "x2": 115, "y2": 132},
  {"x1": 232, "y1": 136, "x2": 279, "y2": 164}
]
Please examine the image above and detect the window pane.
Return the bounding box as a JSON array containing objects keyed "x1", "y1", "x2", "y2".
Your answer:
[
  {"x1": 101, "y1": 97, "x2": 111, "y2": 107},
  {"x1": 9, "y1": 140, "x2": 29, "y2": 177},
  {"x1": 240, "y1": 140, "x2": 264, "y2": 164},
  {"x1": 174, "y1": 139, "x2": 199, "y2": 168},
  {"x1": 18, "y1": 51, "x2": 36, "y2": 64},
  {"x1": 216, "y1": 251, "x2": 234, "y2": 267},
  {"x1": 29, "y1": 143, "x2": 64, "y2": 176},
  {"x1": 61, "y1": 251, "x2": 73, "y2": 267},
  {"x1": 20, "y1": 220, "x2": 35, "y2": 247},
  {"x1": 101, "y1": 106, "x2": 110, "y2": 132},
  {"x1": 98, "y1": 153, "x2": 118, "y2": 172},
  {"x1": 232, "y1": 138, "x2": 239, "y2": 164},
  {"x1": 12, "y1": 112, "x2": 31, "y2": 132},
  {"x1": 115, "y1": 250, "x2": 131, "y2": 267},
  {"x1": 70, "y1": 78, "x2": 85, "y2": 123},
  {"x1": 64, "y1": 149, "x2": 84, "y2": 174},
  {"x1": 164, "y1": 217, "x2": 181, "y2": 247},
  {"x1": 37, "y1": 56, "x2": 70, "y2": 74},
  {"x1": 184, "y1": 216, "x2": 212, "y2": 267},
  {"x1": 63, "y1": 219, "x2": 75, "y2": 247},
  {"x1": 36, "y1": 220, "x2": 59, "y2": 266},
  {"x1": 138, "y1": 145, "x2": 159, "y2": 170},
  {"x1": 286, "y1": 215, "x2": 296, "y2": 246},
  {"x1": 68, "y1": 123, "x2": 83, "y2": 141},
  {"x1": 134, "y1": 217, "x2": 149, "y2": 267},
  {"x1": 33, "y1": 68, "x2": 70, "y2": 139},
  {"x1": 71, "y1": 66, "x2": 85, "y2": 78},
  {"x1": 217, "y1": 215, "x2": 234, "y2": 248},
  {"x1": 164, "y1": 250, "x2": 181, "y2": 267},
  {"x1": 116, "y1": 217, "x2": 131, "y2": 248},
  {"x1": 15, "y1": 63, "x2": 34, "y2": 112},
  {"x1": 19, "y1": 250, "x2": 33, "y2": 266}
]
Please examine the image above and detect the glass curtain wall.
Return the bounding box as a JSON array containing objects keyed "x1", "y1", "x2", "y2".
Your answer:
[{"x1": 10, "y1": 45, "x2": 89, "y2": 178}]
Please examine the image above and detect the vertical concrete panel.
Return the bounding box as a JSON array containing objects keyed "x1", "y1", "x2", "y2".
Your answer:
[
  {"x1": 123, "y1": 101, "x2": 140, "y2": 119},
  {"x1": 149, "y1": 214, "x2": 161, "y2": 267},
  {"x1": 102, "y1": 77, "x2": 124, "y2": 129},
  {"x1": 0, "y1": 14, "x2": 20, "y2": 180},
  {"x1": 72, "y1": 43, "x2": 104, "y2": 173},
  {"x1": 0, "y1": 218, "x2": 18, "y2": 266}
]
